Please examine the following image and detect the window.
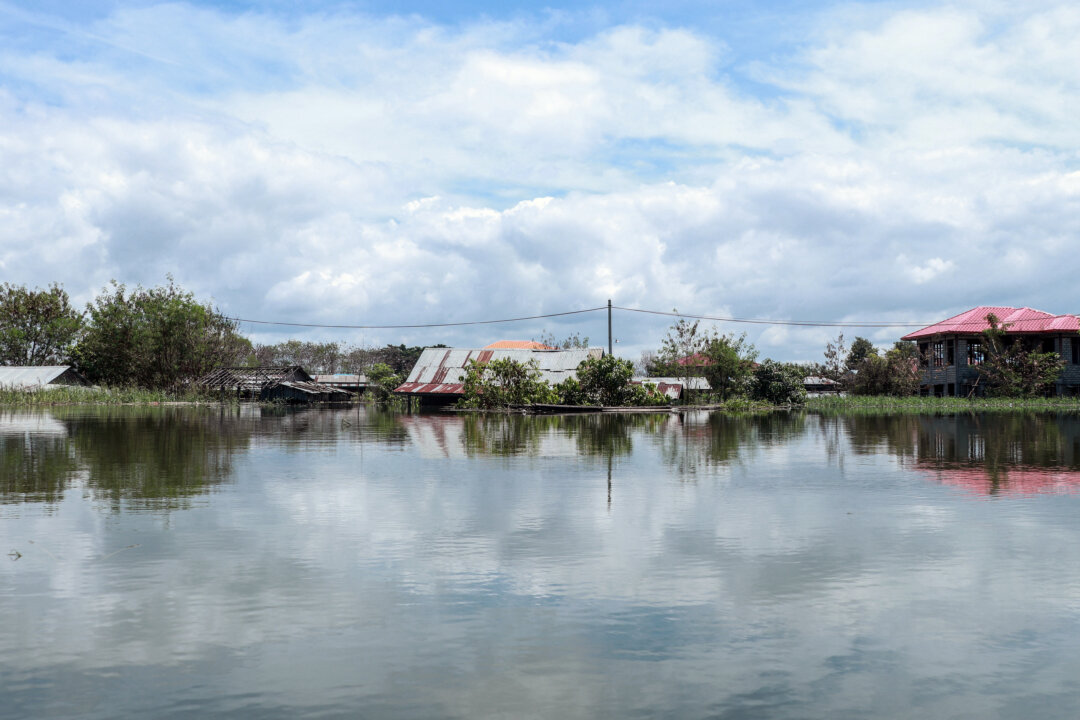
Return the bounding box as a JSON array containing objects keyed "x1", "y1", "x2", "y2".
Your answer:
[
  {"x1": 968, "y1": 341, "x2": 984, "y2": 366},
  {"x1": 1042, "y1": 337, "x2": 1056, "y2": 354},
  {"x1": 1073, "y1": 339, "x2": 1079, "y2": 365},
  {"x1": 932, "y1": 341, "x2": 945, "y2": 368},
  {"x1": 919, "y1": 343, "x2": 929, "y2": 368},
  {"x1": 947, "y1": 340, "x2": 955, "y2": 365}
]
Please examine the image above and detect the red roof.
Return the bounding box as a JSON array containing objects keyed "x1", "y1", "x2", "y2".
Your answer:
[
  {"x1": 902, "y1": 306, "x2": 1080, "y2": 340},
  {"x1": 675, "y1": 352, "x2": 710, "y2": 366}
]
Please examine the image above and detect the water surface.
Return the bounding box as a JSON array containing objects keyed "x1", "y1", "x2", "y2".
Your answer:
[{"x1": 4, "y1": 407, "x2": 1080, "y2": 719}]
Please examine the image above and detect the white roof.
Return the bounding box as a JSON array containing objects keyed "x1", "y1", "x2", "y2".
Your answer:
[{"x1": 0, "y1": 366, "x2": 81, "y2": 388}]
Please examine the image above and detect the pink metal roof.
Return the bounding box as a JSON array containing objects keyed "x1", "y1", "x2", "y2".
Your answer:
[
  {"x1": 483, "y1": 340, "x2": 555, "y2": 350},
  {"x1": 902, "y1": 306, "x2": 1080, "y2": 340}
]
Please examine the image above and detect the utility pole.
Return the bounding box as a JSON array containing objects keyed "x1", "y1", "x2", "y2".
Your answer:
[{"x1": 607, "y1": 298, "x2": 613, "y2": 356}]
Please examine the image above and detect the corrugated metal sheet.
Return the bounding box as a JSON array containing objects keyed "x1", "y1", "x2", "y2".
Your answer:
[
  {"x1": 483, "y1": 340, "x2": 555, "y2": 350},
  {"x1": 396, "y1": 347, "x2": 604, "y2": 395},
  {"x1": 312, "y1": 374, "x2": 367, "y2": 386},
  {"x1": 903, "y1": 307, "x2": 1080, "y2": 340},
  {"x1": 197, "y1": 366, "x2": 312, "y2": 390},
  {"x1": 631, "y1": 376, "x2": 711, "y2": 400},
  {"x1": 0, "y1": 366, "x2": 88, "y2": 388}
]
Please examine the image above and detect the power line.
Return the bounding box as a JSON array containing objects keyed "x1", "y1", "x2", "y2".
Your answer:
[
  {"x1": 229, "y1": 306, "x2": 607, "y2": 329},
  {"x1": 611, "y1": 306, "x2": 930, "y2": 328}
]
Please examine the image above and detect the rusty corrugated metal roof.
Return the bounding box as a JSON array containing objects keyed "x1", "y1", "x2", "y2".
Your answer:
[
  {"x1": 395, "y1": 347, "x2": 603, "y2": 395},
  {"x1": 902, "y1": 306, "x2": 1080, "y2": 340}
]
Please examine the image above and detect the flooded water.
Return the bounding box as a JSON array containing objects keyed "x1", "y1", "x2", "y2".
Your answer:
[{"x1": 4, "y1": 406, "x2": 1080, "y2": 719}]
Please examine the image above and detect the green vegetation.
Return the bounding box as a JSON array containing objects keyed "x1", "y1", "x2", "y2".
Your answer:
[
  {"x1": 459, "y1": 357, "x2": 557, "y2": 409},
  {"x1": 0, "y1": 385, "x2": 226, "y2": 406},
  {"x1": 0, "y1": 283, "x2": 83, "y2": 365},
  {"x1": 749, "y1": 360, "x2": 807, "y2": 406},
  {"x1": 72, "y1": 278, "x2": 251, "y2": 390}
]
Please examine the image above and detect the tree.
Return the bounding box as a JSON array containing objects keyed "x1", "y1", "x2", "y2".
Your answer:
[
  {"x1": 848, "y1": 348, "x2": 920, "y2": 396},
  {"x1": 701, "y1": 332, "x2": 757, "y2": 401},
  {"x1": 0, "y1": 283, "x2": 83, "y2": 365},
  {"x1": 975, "y1": 314, "x2": 1064, "y2": 397},
  {"x1": 822, "y1": 332, "x2": 847, "y2": 382},
  {"x1": 74, "y1": 279, "x2": 251, "y2": 389},
  {"x1": 845, "y1": 337, "x2": 878, "y2": 370},
  {"x1": 535, "y1": 330, "x2": 590, "y2": 349},
  {"x1": 366, "y1": 363, "x2": 401, "y2": 403},
  {"x1": 654, "y1": 315, "x2": 708, "y2": 403},
  {"x1": 572, "y1": 354, "x2": 666, "y2": 406},
  {"x1": 458, "y1": 358, "x2": 556, "y2": 409},
  {"x1": 750, "y1": 360, "x2": 807, "y2": 406}
]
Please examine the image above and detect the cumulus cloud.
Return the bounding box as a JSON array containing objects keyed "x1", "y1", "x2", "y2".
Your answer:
[{"x1": 0, "y1": 1, "x2": 1079, "y2": 360}]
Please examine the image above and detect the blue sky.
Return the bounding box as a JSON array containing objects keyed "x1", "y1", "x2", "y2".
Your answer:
[{"x1": 1, "y1": 0, "x2": 1078, "y2": 362}]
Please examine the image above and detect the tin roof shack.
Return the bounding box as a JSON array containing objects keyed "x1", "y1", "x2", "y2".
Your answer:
[
  {"x1": 631, "y1": 376, "x2": 711, "y2": 401},
  {"x1": 0, "y1": 366, "x2": 89, "y2": 390},
  {"x1": 197, "y1": 366, "x2": 350, "y2": 403},
  {"x1": 395, "y1": 347, "x2": 604, "y2": 405},
  {"x1": 901, "y1": 306, "x2": 1080, "y2": 397},
  {"x1": 803, "y1": 376, "x2": 842, "y2": 395},
  {"x1": 312, "y1": 374, "x2": 368, "y2": 394}
]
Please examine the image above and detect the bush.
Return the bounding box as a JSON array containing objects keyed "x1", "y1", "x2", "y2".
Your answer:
[
  {"x1": 750, "y1": 360, "x2": 807, "y2": 406},
  {"x1": 458, "y1": 358, "x2": 557, "y2": 409}
]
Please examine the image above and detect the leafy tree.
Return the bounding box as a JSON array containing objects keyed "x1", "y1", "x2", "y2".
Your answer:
[
  {"x1": 848, "y1": 348, "x2": 921, "y2": 396},
  {"x1": 975, "y1": 314, "x2": 1064, "y2": 397},
  {"x1": 572, "y1": 354, "x2": 666, "y2": 406},
  {"x1": 749, "y1": 360, "x2": 807, "y2": 406},
  {"x1": 74, "y1": 279, "x2": 251, "y2": 389},
  {"x1": 701, "y1": 332, "x2": 757, "y2": 401},
  {"x1": 458, "y1": 358, "x2": 556, "y2": 409},
  {"x1": 0, "y1": 283, "x2": 83, "y2": 365},
  {"x1": 366, "y1": 363, "x2": 401, "y2": 403},
  {"x1": 845, "y1": 337, "x2": 878, "y2": 370}
]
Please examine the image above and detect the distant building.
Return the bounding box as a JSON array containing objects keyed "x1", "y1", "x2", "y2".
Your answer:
[
  {"x1": 631, "y1": 376, "x2": 711, "y2": 401},
  {"x1": 395, "y1": 347, "x2": 603, "y2": 405},
  {"x1": 0, "y1": 366, "x2": 89, "y2": 390},
  {"x1": 901, "y1": 306, "x2": 1080, "y2": 397},
  {"x1": 803, "y1": 376, "x2": 841, "y2": 395}
]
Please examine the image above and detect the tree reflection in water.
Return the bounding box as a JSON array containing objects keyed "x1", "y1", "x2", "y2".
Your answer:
[
  {"x1": 652, "y1": 411, "x2": 806, "y2": 478},
  {"x1": 0, "y1": 412, "x2": 78, "y2": 508},
  {"x1": 0, "y1": 407, "x2": 256, "y2": 511}
]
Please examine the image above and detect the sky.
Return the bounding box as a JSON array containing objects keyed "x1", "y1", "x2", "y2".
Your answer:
[{"x1": 1, "y1": 0, "x2": 1078, "y2": 362}]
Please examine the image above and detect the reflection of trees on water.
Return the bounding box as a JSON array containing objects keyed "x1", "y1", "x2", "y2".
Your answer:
[
  {"x1": 65, "y1": 407, "x2": 256, "y2": 511},
  {"x1": 0, "y1": 412, "x2": 78, "y2": 506},
  {"x1": 653, "y1": 412, "x2": 807, "y2": 477},
  {"x1": 1, "y1": 408, "x2": 256, "y2": 510}
]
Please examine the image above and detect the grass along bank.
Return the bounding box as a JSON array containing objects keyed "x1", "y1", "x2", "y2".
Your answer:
[{"x1": 0, "y1": 385, "x2": 235, "y2": 406}]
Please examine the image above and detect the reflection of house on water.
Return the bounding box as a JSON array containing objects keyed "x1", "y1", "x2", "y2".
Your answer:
[{"x1": 911, "y1": 414, "x2": 1080, "y2": 495}]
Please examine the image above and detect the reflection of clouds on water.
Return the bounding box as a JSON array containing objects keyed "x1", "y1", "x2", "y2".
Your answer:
[{"x1": 6, "y1": 409, "x2": 1080, "y2": 718}]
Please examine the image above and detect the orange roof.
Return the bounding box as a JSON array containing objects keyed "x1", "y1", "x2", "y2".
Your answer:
[{"x1": 483, "y1": 340, "x2": 556, "y2": 350}]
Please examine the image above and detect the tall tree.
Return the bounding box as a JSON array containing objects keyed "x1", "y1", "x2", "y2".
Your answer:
[
  {"x1": 0, "y1": 283, "x2": 83, "y2": 365},
  {"x1": 74, "y1": 279, "x2": 251, "y2": 389},
  {"x1": 975, "y1": 314, "x2": 1064, "y2": 397},
  {"x1": 701, "y1": 332, "x2": 758, "y2": 401}
]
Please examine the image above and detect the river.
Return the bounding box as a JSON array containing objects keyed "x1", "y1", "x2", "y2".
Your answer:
[{"x1": 3, "y1": 406, "x2": 1080, "y2": 719}]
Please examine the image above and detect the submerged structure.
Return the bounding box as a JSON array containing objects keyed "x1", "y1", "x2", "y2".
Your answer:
[
  {"x1": 0, "y1": 366, "x2": 89, "y2": 390},
  {"x1": 902, "y1": 306, "x2": 1080, "y2": 397},
  {"x1": 394, "y1": 347, "x2": 604, "y2": 405},
  {"x1": 197, "y1": 366, "x2": 352, "y2": 402}
]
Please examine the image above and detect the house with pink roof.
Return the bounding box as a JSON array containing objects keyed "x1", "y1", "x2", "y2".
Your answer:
[{"x1": 901, "y1": 306, "x2": 1080, "y2": 397}]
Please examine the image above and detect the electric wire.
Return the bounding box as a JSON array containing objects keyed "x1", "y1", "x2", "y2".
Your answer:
[
  {"x1": 227, "y1": 304, "x2": 949, "y2": 331},
  {"x1": 229, "y1": 306, "x2": 607, "y2": 329}
]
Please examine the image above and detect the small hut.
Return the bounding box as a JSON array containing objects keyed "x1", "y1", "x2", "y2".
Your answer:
[{"x1": 196, "y1": 366, "x2": 350, "y2": 402}]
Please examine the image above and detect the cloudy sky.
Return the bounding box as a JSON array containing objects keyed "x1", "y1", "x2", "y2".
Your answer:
[{"x1": 1, "y1": 0, "x2": 1078, "y2": 361}]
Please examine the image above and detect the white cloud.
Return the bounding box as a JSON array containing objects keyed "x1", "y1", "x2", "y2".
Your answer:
[{"x1": 1, "y1": 2, "x2": 1079, "y2": 359}]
